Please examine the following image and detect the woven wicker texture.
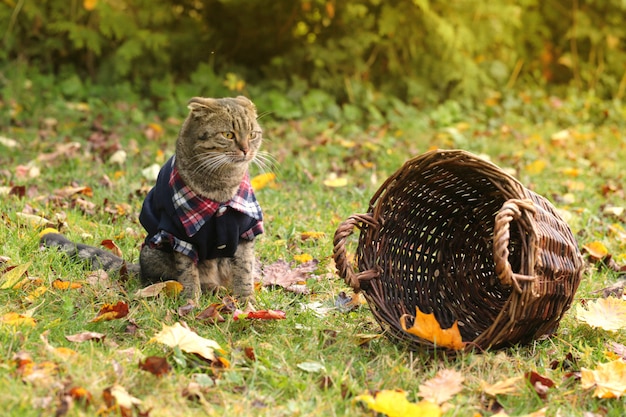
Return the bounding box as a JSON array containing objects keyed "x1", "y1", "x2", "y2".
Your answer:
[{"x1": 333, "y1": 150, "x2": 584, "y2": 351}]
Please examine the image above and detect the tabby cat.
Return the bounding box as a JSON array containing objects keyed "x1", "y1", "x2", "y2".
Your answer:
[{"x1": 42, "y1": 96, "x2": 265, "y2": 307}]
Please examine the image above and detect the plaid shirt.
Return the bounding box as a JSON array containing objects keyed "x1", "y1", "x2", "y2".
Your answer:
[{"x1": 141, "y1": 156, "x2": 263, "y2": 263}]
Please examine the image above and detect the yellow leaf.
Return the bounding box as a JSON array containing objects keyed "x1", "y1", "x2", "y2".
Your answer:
[
  {"x1": 576, "y1": 297, "x2": 626, "y2": 331},
  {"x1": 400, "y1": 307, "x2": 465, "y2": 350},
  {"x1": 581, "y1": 359, "x2": 626, "y2": 398},
  {"x1": 1, "y1": 312, "x2": 36, "y2": 327},
  {"x1": 38, "y1": 228, "x2": 60, "y2": 238},
  {"x1": 134, "y1": 280, "x2": 183, "y2": 298},
  {"x1": 300, "y1": 231, "x2": 325, "y2": 241},
  {"x1": 83, "y1": 0, "x2": 97, "y2": 11},
  {"x1": 582, "y1": 241, "x2": 608, "y2": 260},
  {"x1": 25, "y1": 286, "x2": 48, "y2": 303},
  {"x1": 355, "y1": 390, "x2": 442, "y2": 417},
  {"x1": 250, "y1": 172, "x2": 276, "y2": 190},
  {"x1": 293, "y1": 253, "x2": 313, "y2": 263},
  {"x1": 0, "y1": 261, "x2": 31, "y2": 289},
  {"x1": 151, "y1": 322, "x2": 222, "y2": 361},
  {"x1": 323, "y1": 174, "x2": 348, "y2": 188},
  {"x1": 524, "y1": 159, "x2": 547, "y2": 175}
]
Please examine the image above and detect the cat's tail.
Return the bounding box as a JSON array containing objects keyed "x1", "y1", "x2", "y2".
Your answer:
[{"x1": 40, "y1": 232, "x2": 140, "y2": 275}]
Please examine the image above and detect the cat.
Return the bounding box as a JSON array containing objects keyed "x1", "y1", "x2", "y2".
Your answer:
[{"x1": 42, "y1": 96, "x2": 266, "y2": 307}]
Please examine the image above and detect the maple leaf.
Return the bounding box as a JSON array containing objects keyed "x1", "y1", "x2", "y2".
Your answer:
[
  {"x1": 581, "y1": 359, "x2": 626, "y2": 398},
  {"x1": 355, "y1": 390, "x2": 442, "y2": 417},
  {"x1": 576, "y1": 297, "x2": 626, "y2": 331},
  {"x1": 151, "y1": 322, "x2": 222, "y2": 362},
  {"x1": 418, "y1": 369, "x2": 465, "y2": 404},
  {"x1": 400, "y1": 307, "x2": 465, "y2": 350}
]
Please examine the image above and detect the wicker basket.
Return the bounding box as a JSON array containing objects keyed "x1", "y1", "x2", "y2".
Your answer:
[{"x1": 333, "y1": 149, "x2": 584, "y2": 351}]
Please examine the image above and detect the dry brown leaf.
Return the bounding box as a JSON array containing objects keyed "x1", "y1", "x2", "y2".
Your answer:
[
  {"x1": 134, "y1": 281, "x2": 183, "y2": 298},
  {"x1": 480, "y1": 376, "x2": 523, "y2": 397},
  {"x1": 418, "y1": 369, "x2": 465, "y2": 404},
  {"x1": 65, "y1": 331, "x2": 106, "y2": 343},
  {"x1": 259, "y1": 259, "x2": 319, "y2": 294},
  {"x1": 100, "y1": 239, "x2": 123, "y2": 257},
  {"x1": 139, "y1": 356, "x2": 171, "y2": 377}
]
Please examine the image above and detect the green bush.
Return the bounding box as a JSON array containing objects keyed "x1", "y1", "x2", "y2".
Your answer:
[{"x1": 1, "y1": 0, "x2": 625, "y2": 119}]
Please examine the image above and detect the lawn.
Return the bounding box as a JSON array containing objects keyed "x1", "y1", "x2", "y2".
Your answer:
[{"x1": 1, "y1": 90, "x2": 625, "y2": 416}]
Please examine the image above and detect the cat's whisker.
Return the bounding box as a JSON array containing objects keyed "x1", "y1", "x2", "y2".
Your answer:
[{"x1": 251, "y1": 151, "x2": 277, "y2": 174}]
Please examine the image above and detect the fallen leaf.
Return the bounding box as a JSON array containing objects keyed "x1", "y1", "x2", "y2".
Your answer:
[
  {"x1": 52, "y1": 279, "x2": 83, "y2": 290},
  {"x1": 418, "y1": 369, "x2": 465, "y2": 404},
  {"x1": 15, "y1": 212, "x2": 51, "y2": 227},
  {"x1": 297, "y1": 361, "x2": 326, "y2": 373},
  {"x1": 1, "y1": 312, "x2": 36, "y2": 327},
  {"x1": 300, "y1": 231, "x2": 325, "y2": 241},
  {"x1": 524, "y1": 371, "x2": 555, "y2": 399},
  {"x1": 25, "y1": 286, "x2": 48, "y2": 303},
  {"x1": 196, "y1": 304, "x2": 225, "y2": 323},
  {"x1": 581, "y1": 359, "x2": 626, "y2": 398},
  {"x1": 65, "y1": 331, "x2": 106, "y2": 343},
  {"x1": 608, "y1": 342, "x2": 626, "y2": 360},
  {"x1": 0, "y1": 262, "x2": 31, "y2": 289},
  {"x1": 576, "y1": 297, "x2": 626, "y2": 331},
  {"x1": 67, "y1": 386, "x2": 93, "y2": 405},
  {"x1": 355, "y1": 390, "x2": 442, "y2": 417},
  {"x1": 259, "y1": 259, "x2": 319, "y2": 294},
  {"x1": 134, "y1": 281, "x2": 183, "y2": 297},
  {"x1": 250, "y1": 172, "x2": 276, "y2": 190},
  {"x1": 151, "y1": 322, "x2": 222, "y2": 362},
  {"x1": 480, "y1": 376, "x2": 523, "y2": 397},
  {"x1": 524, "y1": 159, "x2": 547, "y2": 175},
  {"x1": 244, "y1": 347, "x2": 256, "y2": 361},
  {"x1": 400, "y1": 307, "x2": 465, "y2": 350},
  {"x1": 102, "y1": 384, "x2": 142, "y2": 416},
  {"x1": 582, "y1": 241, "x2": 609, "y2": 261},
  {"x1": 139, "y1": 356, "x2": 171, "y2": 377},
  {"x1": 323, "y1": 174, "x2": 348, "y2": 188},
  {"x1": 100, "y1": 239, "x2": 123, "y2": 257},
  {"x1": 54, "y1": 185, "x2": 93, "y2": 199},
  {"x1": 233, "y1": 309, "x2": 286, "y2": 320},
  {"x1": 293, "y1": 253, "x2": 313, "y2": 263},
  {"x1": 91, "y1": 301, "x2": 129, "y2": 322}
]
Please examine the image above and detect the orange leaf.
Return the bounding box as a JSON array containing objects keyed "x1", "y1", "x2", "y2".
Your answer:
[
  {"x1": 234, "y1": 309, "x2": 286, "y2": 320},
  {"x1": 91, "y1": 301, "x2": 129, "y2": 322},
  {"x1": 400, "y1": 308, "x2": 465, "y2": 350},
  {"x1": 52, "y1": 279, "x2": 83, "y2": 290},
  {"x1": 101, "y1": 239, "x2": 123, "y2": 258}
]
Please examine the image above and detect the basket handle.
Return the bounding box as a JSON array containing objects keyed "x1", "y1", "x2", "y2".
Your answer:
[
  {"x1": 493, "y1": 199, "x2": 538, "y2": 293},
  {"x1": 333, "y1": 213, "x2": 380, "y2": 291}
]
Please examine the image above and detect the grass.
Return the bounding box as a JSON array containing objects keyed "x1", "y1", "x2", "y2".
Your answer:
[{"x1": 1, "y1": 90, "x2": 625, "y2": 416}]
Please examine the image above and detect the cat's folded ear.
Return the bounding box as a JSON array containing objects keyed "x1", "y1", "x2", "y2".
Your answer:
[
  {"x1": 234, "y1": 95, "x2": 256, "y2": 110},
  {"x1": 187, "y1": 97, "x2": 217, "y2": 111}
]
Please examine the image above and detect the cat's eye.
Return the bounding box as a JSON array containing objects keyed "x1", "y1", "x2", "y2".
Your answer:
[
  {"x1": 222, "y1": 132, "x2": 234, "y2": 139},
  {"x1": 248, "y1": 132, "x2": 259, "y2": 140}
]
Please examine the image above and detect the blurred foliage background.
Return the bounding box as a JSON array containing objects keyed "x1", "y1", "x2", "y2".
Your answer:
[{"x1": 1, "y1": 0, "x2": 626, "y2": 122}]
